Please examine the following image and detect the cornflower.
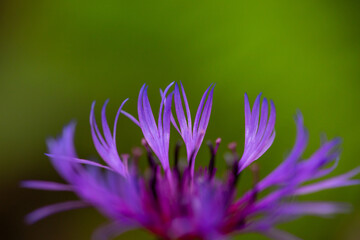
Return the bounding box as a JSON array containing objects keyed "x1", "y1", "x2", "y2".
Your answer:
[{"x1": 23, "y1": 82, "x2": 360, "y2": 240}]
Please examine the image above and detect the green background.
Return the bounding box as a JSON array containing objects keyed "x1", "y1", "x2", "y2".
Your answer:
[{"x1": 1, "y1": 0, "x2": 360, "y2": 239}]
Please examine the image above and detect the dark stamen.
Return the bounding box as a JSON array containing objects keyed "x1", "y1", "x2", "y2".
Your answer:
[
  {"x1": 150, "y1": 166, "x2": 158, "y2": 201},
  {"x1": 207, "y1": 141, "x2": 216, "y2": 179},
  {"x1": 224, "y1": 161, "x2": 241, "y2": 206},
  {"x1": 142, "y1": 139, "x2": 159, "y2": 202},
  {"x1": 188, "y1": 150, "x2": 196, "y2": 171},
  {"x1": 174, "y1": 141, "x2": 181, "y2": 177},
  {"x1": 231, "y1": 161, "x2": 240, "y2": 189},
  {"x1": 142, "y1": 138, "x2": 156, "y2": 169},
  {"x1": 181, "y1": 150, "x2": 197, "y2": 185}
]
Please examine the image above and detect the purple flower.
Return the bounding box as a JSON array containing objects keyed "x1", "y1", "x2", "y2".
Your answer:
[{"x1": 22, "y1": 83, "x2": 360, "y2": 240}]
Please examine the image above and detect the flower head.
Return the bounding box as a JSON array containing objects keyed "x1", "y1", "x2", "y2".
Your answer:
[{"x1": 23, "y1": 83, "x2": 360, "y2": 240}]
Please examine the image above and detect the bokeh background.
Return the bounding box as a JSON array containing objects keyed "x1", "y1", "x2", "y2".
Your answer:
[{"x1": 1, "y1": 0, "x2": 360, "y2": 239}]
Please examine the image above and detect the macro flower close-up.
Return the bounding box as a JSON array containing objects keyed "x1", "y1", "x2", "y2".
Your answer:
[
  {"x1": 2, "y1": 1, "x2": 360, "y2": 240},
  {"x1": 22, "y1": 82, "x2": 360, "y2": 240}
]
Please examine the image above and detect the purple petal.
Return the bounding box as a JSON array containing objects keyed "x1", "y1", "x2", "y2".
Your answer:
[
  {"x1": 295, "y1": 167, "x2": 360, "y2": 195},
  {"x1": 244, "y1": 93, "x2": 251, "y2": 137},
  {"x1": 257, "y1": 112, "x2": 307, "y2": 189},
  {"x1": 255, "y1": 98, "x2": 269, "y2": 140},
  {"x1": 193, "y1": 84, "x2": 212, "y2": 135},
  {"x1": 249, "y1": 93, "x2": 262, "y2": 139},
  {"x1": 21, "y1": 181, "x2": 73, "y2": 191},
  {"x1": 279, "y1": 202, "x2": 351, "y2": 217},
  {"x1": 101, "y1": 99, "x2": 113, "y2": 144},
  {"x1": 120, "y1": 110, "x2": 140, "y2": 126},
  {"x1": 26, "y1": 201, "x2": 89, "y2": 224},
  {"x1": 113, "y1": 98, "x2": 129, "y2": 141},
  {"x1": 142, "y1": 86, "x2": 159, "y2": 138},
  {"x1": 91, "y1": 102, "x2": 108, "y2": 148},
  {"x1": 170, "y1": 113, "x2": 180, "y2": 133},
  {"x1": 90, "y1": 103, "x2": 109, "y2": 164},
  {"x1": 46, "y1": 154, "x2": 114, "y2": 172},
  {"x1": 174, "y1": 83, "x2": 188, "y2": 138},
  {"x1": 161, "y1": 92, "x2": 174, "y2": 169},
  {"x1": 47, "y1": 122, "x2": 81, "y2": 182},
  {"x1": 158, "y1": 82, "x2": 174, "y2": 130},
  {"x1": 138, "y1": 85, "x2": 159, "y2": 154},
  {"x1": 198, "y1": 85, "x2": 214, "y2": 134},
  {"x1": 180, "y1": 81, "x2": 192, "y2": 130}
]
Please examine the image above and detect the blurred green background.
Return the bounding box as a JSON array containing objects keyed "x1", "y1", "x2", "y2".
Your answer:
[{"x1": 1, "y1": 0, "x2": 360, "y2": 239}]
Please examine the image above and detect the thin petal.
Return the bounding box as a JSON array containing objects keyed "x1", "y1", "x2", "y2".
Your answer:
[
  {"x1": 174, "y1": 83, "x2": 188, "y2": 137},
  {"x1": 113, "y1": 98, "x2": 129, "y2": 141},
  {"x1": 295, "y1": 167, "x2": 360, "y2": 195},
  {"x1": 198, "y1": 85, "x2": 214, "y2": 134},
  {"x1": 180, "y1": 81, "x2": 192, "y2": 130},
  {"x1": 255, "y1": 98, "x2": 269, "y2": 140},
  {"x1": 46, "y1": 154, "x2": 114, "y2": 172},
  {"x1": 20, "y1": 181, "x2": 73, "y2": 191},
  {"x1": 120, "y1": 110, "x2": 140, "y2": 126},
  {"x1": 161, "y1": 92, "x2": 174, "y2": 169},
  {"x1": 26, "y1": 201, "x2": 89, "y2": 224},
  {"x1": 244, "y1": 93, "x2": 251, "y2": 137},
  {"x1": 249, "y1": 93, "x2": 261, "y2": 139},
  {"x1": 158, "y1": 82, "x2": 174, "y2": 130},
  {"x1": 279, "y1": 202, "x2": 351, "y2": 217},
  {"x1": 193, "y1": 84, "x2": 212, "y2": 135},
  {"x1": 101, "y1": 99, "x2": 113, "y2": 144}
]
